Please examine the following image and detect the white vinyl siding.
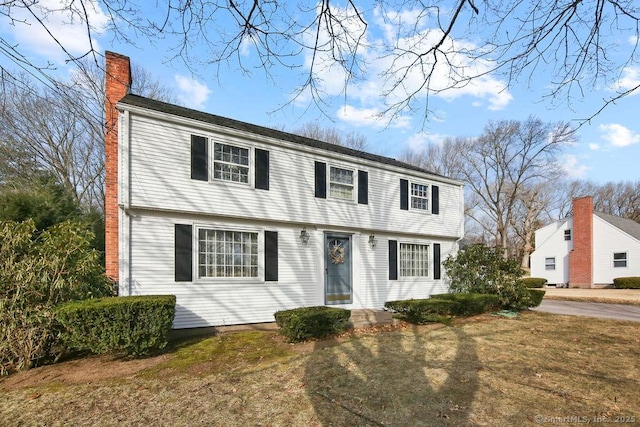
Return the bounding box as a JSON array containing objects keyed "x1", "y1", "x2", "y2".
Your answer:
[
  {"x1": 400, "y1": 243, "x2": 430, "y2": 277},
  {"x1": 213, "y1": 142, "x2": 249, "y2": 183},
  {"x1": 123, "y1": 113, "x2": 463, "y2": 238},
  {"x1": 329, "y1": 166, "x2": 354, "y2": 200},
  {"x1": 410, "y1": 183, "x2": 429, "y2": 210},
  {"x1": 198, "y1": 229, "x2": 258, "y2": 278}
]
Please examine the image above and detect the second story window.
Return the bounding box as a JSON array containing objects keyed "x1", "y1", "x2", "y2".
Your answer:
[
  {"x1": 213, "y1": 142, "x2": 249, "y2": 183},
  {"x1": 329, "y1": 166, "x2": 354, "y2": 200},
  {"x1": 411, "y1": 183, "x2": 429, "y2": 210},
  {"x1": 564, "y1": 229, "x2": 571, "y2": 241}
]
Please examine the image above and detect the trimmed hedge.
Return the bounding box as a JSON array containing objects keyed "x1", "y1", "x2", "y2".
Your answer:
[
  {"x1": 274, "y1": 306, "x2": 350, "y2": 342},
  {"x1": 384, "y1": 299, "x2": 460, "y2": 324},
  {"x1": 613, "y1": 277, "x2": 640, "y2": 289},
  {"x1": 521, "y1": 277, "x2": 547, "y2": 288},
  {"x1": 432, "y1": 293, "x2": 502, "y2": 316},
  {"x1": 527, "y1": 289, "x2": 546, "y2": 307},
  {"x1": 56, "y1": 295, "x2": 176, "y2": 356}
]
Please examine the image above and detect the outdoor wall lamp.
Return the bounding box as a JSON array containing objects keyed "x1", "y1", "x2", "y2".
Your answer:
[
  {"x1": 300, "y1": 227, "x2": 310, "y2": 244},
  {"x1": 368, "y1": 234, "x2": 378, "y2": 248}
]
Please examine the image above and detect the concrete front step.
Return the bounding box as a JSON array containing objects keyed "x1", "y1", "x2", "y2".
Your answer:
[{"x1": 348, "y1": 309, "x2": 399, "y2": 329}]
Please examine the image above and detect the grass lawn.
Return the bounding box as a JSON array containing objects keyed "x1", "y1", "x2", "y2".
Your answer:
[{"x1": 1, "y1": 311, "x2": 639, "y2": 426}]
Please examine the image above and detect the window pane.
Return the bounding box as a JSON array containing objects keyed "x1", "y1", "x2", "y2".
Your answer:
[
  {"x1": 198, "y1": 228, "x2": 259, "y2": 278},
  {"x1": 410, "y1": 183, "x2": 429, "y2": 210},
  {"x1": 399, "y1": 243, "x2": 429, "y2": 277},
  {"x1": 329, "y1": 167, "x2": 354, "y2": 199},
  {"x1": 213, "y1": 143, "x2": 250, "y2": 183}
]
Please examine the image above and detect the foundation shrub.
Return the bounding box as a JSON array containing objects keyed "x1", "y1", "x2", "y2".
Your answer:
[
  {"x1": 521, "y1": 277, "x2": 547, "y2": 288},
  {"x1": 613, "y1": 277, "x2": 640, "y2": 289},
  {"x1": 384, "y1": 299, "x2": 460, "y2": 324},
  {"x1": 274, "y1": 306, "x2": 351, "y2": 342},
  {"x1": 56, "y1": 295, "x2": 176, "y2": 356},
  {"x1": 432, "y1": 293, "x2": 502, "y2": 316}
]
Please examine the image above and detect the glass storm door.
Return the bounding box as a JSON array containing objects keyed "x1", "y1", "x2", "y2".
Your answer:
[{"x1": 325, "y1": 234, "x2": 352, "y2": 305}]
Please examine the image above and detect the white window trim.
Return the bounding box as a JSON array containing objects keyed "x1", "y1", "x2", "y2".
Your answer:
[
  {"x1": 545, "y1": 257, "x2": 556, "y2": 270},
  {"x1": 398, "y1": 240, "x2": 431, "y2": 279},
  {"x1": 194, "y1": 224, "x2": 264, "y2": 282},
  {"x1": 613, "y1": 252, "x2": 628, "y2": 269},
  {"x1": 328, "y1": 164, "x2": 356, "y2": 202},
  {"x1": 211, "y1": 139, "x2": 253, "y2": 187},
  {"x1": 409, "y1": 181, "x2": 430, "y2": 212}
]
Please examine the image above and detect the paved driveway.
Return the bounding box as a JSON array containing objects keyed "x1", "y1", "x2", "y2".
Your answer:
[{"x1": 533, "y1": 300, "x2": 640, "y2": 322}]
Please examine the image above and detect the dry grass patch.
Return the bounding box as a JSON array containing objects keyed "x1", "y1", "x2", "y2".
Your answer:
[{"x1": 0, "y1": 313, "x2": 638, "y2": 426}]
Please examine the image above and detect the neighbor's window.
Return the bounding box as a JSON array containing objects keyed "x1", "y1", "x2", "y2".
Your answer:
[
  {"x1": 400, "y1": 243, "x2": 430, "y2": 277},
  {"x1": 198, "y1": 229, "x2": 258, "y2": 278},
  {"x1": 213, "y1": 142, "x2": 250, "y2": 183},
  {"x1": 545, "y1": 257, "x2": 556, "y2": 270},
  {"x1": 329, "y1": 166, "x2": 354, "y2": 200},
  {"x1": 613, "y1": 252, "x2": 628, "y2": 268},
  {"x1": 564, "y1": 229, "x2": 571, "y2": 241},
  {"x1": 411, "y1": 183, "x2": 429, "y2": 210}
]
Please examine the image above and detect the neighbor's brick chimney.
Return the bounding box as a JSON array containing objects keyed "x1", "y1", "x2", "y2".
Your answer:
[
  {"x1": 105, "y1": 51, "x2": 131, "y2": 281},
  {"x1": 568, "y1": 196, "x2": 593, "y2": 288}
]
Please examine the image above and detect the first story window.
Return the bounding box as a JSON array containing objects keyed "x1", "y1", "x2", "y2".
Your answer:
[
  {"x1": 198, "y1": 228, "x2": 258, "y2": 278},
  {"x1": 329, "y1": 166, "x2": 354, "y2": 200},
  {"x1": 613, "y1": 252, "x2": 628, "y2": 268},
  {"x1": 213, "y1": 142, "x2": 250, "y2": 183},
  {"x1": 545, "y1": 257, "x2": 556, "y2": 270},
  {"x1": 411, "y1": 183, "x2": 429, "y2": 210},
  {"x1": 400, "y1": 243, "x2": 430, "y2": 277}
]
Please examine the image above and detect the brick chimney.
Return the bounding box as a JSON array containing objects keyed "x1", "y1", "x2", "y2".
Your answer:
[
  {"x1": 568, "y1": 196, "x2": 593, "y2": 288},
  {"x1": 105, "y1": 51, "x2": 131, "y2": 281}
]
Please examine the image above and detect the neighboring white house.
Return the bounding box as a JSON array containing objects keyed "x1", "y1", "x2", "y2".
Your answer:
[
  {"x1": 104, "y1": 52, "x2": 465, "y2": 329},
  {"x1": 530, "y1": 196, "x2": 640, "y2": 288}
]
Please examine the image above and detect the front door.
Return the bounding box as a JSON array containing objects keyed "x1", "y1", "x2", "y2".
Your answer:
[{"x1": 325, "y1": 234, "x2": 352, "y2": 305}]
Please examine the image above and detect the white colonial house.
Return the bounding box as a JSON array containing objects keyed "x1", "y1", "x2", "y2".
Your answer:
[
  {"x1": 530, "y1": 196, "x2": 640, "y2": 288},
  {"x1": 104, "y1": 52, "x2": 465, "y2": 329}
]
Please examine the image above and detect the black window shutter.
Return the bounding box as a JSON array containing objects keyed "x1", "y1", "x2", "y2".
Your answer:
[
  {"x1": 400, "y1": 179, "x2": 409, "y2": 210},
  {"x1": 265, "y1": 231, "x2": 278, "y2": 281},
  {"x1": 432, "y1": 185, "x2": 440, "y2": 215},
  {"x1": 357, "y1": 170, "x2": 368, "y2": 205},
  {"x1": 175, "y1": 224, "x2": 193, "y2": 282},
  {"x1": 433, "y1": 243, "x2": 441, "y2": 280},
  {"x1": 389, "y1": 239, "x2": 398, "y2": 280},
  {"x1": 191, "y1": 135, "x2": 208, "y2": 181},
  {"x1": 315, "y1": 161, "x2": 327, "y2": 198},
  {"x1": 255, "y1": 149, "x2": 269, "y2": 190}
]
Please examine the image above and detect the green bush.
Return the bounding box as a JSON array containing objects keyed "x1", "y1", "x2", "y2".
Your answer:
[
  {"x1": 432, "y1": 293, "x2": 501, "y2": 316},
  {"x1": 613, "y1": 277, "x2": 640, "y2": 289},
  {"x1": 384, "y1": 299, "x2": 460, "y2": 324},
  {"x1": 443, "y1": 244, "x2": 534, "y2": 310},
  {"x1": 56, "y1": 295, "x2": 176, "y2": 356},
  {"x1": 521, "y1": 277, "x2": 547, "y2": 288},
  {"x1": 274, "y1": 306, "x2": 351, "y2": 342},
  {"x1": 0, "y1": 220, "x2": 113, "y2": 374},
  {"x1": 527, "y1": 289, "x2": 546, "y2": 307}
]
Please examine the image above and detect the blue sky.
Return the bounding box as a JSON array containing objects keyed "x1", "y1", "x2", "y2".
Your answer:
[{"x1": 1, "y1": 1, "x2": 639, "y2": 184}]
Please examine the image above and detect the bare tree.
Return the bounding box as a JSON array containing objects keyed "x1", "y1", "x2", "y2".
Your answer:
[
  {"x1": 562, "y1": 180, "x2": 640, "y2": 223},
  {"x1": 1, "y1": 1, "x2": 637, "y2": 122},
  {"x1": 0, "y1": 60, "x2": 175, "y2": 210},
  {"x1": 287, "y1": 122, "x2": 370, "y2": 151}
]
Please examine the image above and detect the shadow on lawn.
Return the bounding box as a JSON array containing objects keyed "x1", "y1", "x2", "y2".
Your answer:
[{"x1": 303, "y1": 326, "x2": 480, "y2": 426}]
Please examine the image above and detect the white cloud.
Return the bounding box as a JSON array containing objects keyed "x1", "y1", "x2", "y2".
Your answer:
[
  {"x1": 301, "y1": 5, "x2": 512, "y2": 124},
  {"x1": 614, "y1": 67, "x2": 640, "y2": 94},
  {"x1": 405, "y1": 132, "x2": 447, "y2": 151},
  {"x1": 2, "y1": 0, "x2": 109, "y2": 63},
  {"x1": 175, "y1": 75, "x2": 212, "y2": 110},
  {"x1": 561, "y1": 154, "x2": 589, "y2": 179},
  {"x1": 588, "y1": 143, "x2": 600, "y2": 151},
  {"x1": 337, "y1": 105, "x2": 411, "y2": 129},
  {"x1": 599, "y1": 123, "x2": 640, "y2": 148}
]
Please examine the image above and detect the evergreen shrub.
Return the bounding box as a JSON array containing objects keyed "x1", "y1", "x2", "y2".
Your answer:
[
  {"x1": 56, "y1": 295, "x2": 176, "y2": 356},
  {"x1": 521, "y1": 277, "x2": 547, "y2": 288},
  {"x1": 274, "y1": 306, "x2": 351, "y2": 342},
  {"x1": 613, "y1": 277, "x2": 640, "y2": 289}
]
